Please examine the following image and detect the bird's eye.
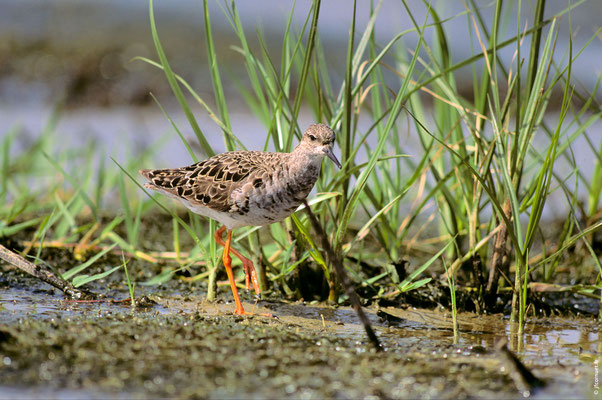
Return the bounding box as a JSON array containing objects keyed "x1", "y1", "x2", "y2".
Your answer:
[{"x1": 308, "y1": 134, "x2": 316, "y2": 141}]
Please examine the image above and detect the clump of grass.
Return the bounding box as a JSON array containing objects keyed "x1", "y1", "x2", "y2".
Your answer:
[
  {"x1": 135, "y1": 0, "x2": 601, "y2": 327},
  {"x1": 0, "y1": 108, "x2": 175, "y2": 288}
]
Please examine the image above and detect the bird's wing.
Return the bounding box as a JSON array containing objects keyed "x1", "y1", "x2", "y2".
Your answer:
[{"x1": 139, "y1": 151, "x2": 277, "y2": 212}]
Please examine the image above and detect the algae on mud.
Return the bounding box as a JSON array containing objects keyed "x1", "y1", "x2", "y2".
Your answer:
[
  {"x1": 0, "y1": 303, "x2": 513, "y2": 399},
  {"x1": 0, "y1": 219, "x2": 599, "y2": 399},
  {"x1": 0, "y1": 269, "x2": 598, "y2": 399}
]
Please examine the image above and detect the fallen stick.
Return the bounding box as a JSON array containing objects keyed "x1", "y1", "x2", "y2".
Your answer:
[
  {"x1": 0, "y1": 243, "x2": 94, "y2": 300},
  {"x1": 496, "y1": 338, "x2": 545, "y2": 394},
  {"x1": 302, "y1": 200, "x2": 382, "y2": 351}
]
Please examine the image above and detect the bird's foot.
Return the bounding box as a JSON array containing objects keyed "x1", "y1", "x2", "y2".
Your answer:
[
  {"x1": 234, "y1": 308, "x2": 273, "y2": 318},
  {"x1": 234, "y1": 303, "x2": 273, "y2": 318}
]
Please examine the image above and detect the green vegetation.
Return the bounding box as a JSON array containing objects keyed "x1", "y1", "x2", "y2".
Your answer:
[{"x1": 1, "y1": 0, "x2": 601, "y2": 331}]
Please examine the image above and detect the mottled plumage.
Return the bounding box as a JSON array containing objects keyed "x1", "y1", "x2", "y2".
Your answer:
[
  {"x1": 140, "y1": 124, "x2": 340, "y2": 229},
  {"x1": 139, "y1": 123, "x2": 340, "y2": 315}
]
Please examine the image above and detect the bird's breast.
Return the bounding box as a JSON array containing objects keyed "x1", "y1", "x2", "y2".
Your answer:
[{"x1": 230, "y1": 164, "x2": 320, "y2": 225}]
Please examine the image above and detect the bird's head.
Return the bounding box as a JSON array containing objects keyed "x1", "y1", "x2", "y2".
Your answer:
[{"x1": 298, "y1": 123, "x2": 341, "y2": 169}]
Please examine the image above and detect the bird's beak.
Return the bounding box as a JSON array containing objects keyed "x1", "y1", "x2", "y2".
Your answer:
[{"x1": 324, "y1": 147, "x2": 342, "y2": 169}]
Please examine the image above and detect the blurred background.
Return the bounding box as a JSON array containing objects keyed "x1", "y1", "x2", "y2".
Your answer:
[{"x1": 1, "y1": 0, "x2": 600, "y2": 167}]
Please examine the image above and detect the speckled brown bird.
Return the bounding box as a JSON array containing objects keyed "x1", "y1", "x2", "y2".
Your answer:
[{"x1": 139, "y1": 124, "x2": 341, "y2": 315}]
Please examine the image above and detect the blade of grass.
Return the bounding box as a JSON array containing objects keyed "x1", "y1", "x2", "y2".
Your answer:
[
  {"x1": 123, "y1": 252, "x2": 135, "y2": 307},
  {"x1": 42, "y1": 151, "x2": 98, "y2": 221},
  {"x1": 203, "y1": 0, "x2": 234, "y2": 151},
  {"x1": 62, "y1": 243, "x2": 118, "y2": 281},
  {"x1": 148, "y1": 0, "x2": 213, "y2": 156},
  {"x1": 72, "y1": 265, "x2": 122, "y2": 288},
  {"x1": 398, "y1": 238, "x2": 454, "y2": 292}
]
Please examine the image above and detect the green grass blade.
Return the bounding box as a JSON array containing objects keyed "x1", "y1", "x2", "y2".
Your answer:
[
  {"x1": 203, "y1": 0, "x2": 233, "y2": 151},
  {"x1": 72, "y1": 265, "x2": 122, "y2": 288},
  {"x1": 398, "y1": 238, "x2": 454, "y2": 292},
  {"x1": 42, "y1": 151, "x2": 98, "y2": 221},
  {"x1": 148, "y1": 0, "x2": 213, "y2": 157},
  {"x1": 112, "y1": 158, "x2": 207, "y2": 258},
  {"x1": 62, "y1": 243, "x2": 118, "y2": 281},
  {"x1": 150, "y1": 93, "x2": 198, "y2": 162},
  {"x1": 286, "y1": 0, "x2": 321, "y2": 149}
]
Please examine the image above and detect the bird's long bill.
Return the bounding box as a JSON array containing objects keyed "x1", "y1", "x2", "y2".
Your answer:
[{"x1": 324, "y1": 147, "x2": 342, "y2": 169}]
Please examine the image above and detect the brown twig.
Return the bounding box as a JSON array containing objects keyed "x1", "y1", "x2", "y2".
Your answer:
[
  {"x1": 0, "y1": 243, "x2": 95, "y2": 300},
  {"x1": 302, "y1": 200, "x2": 382, "y2": 351},
  {"x1": 486, "y1": 200, "x2": 512, "y2": 307},
  {"x1": 496, "y1": 338, "x2": 545, "y2": 393}
]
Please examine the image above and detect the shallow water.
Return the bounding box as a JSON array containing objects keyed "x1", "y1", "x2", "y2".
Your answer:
[{"x1": 0, "y1": 285, "x2": 598, "y2": 399}]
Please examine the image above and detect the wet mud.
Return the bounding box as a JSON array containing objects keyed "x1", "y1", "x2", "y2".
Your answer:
[{"x1": 0, "y1": 276, "x2": 599, "y2": 399}]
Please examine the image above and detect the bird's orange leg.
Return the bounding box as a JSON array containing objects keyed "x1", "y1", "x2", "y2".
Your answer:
[
  {"x1": 220, "y1": 228, "x2": 247, "y2": 315},
  {"x1": 215, "y1": 227, "x2": 271, "y2": 317},
  {"x1": 214, "y1": 226, "x2": 261, "y2": 296}
]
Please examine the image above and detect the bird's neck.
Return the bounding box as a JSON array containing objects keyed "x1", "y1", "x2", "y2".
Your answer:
[{"x1": 288, "y1": 147, "x2": 324, "y2": 178}]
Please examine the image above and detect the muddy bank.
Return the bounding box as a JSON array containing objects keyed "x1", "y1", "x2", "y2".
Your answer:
[
  {"x1": 0, "y1": 280, "x2": 598, "y2": 399},
  {"x1": 0, "y1": 217, "x2": 599, "y2": 398}
]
